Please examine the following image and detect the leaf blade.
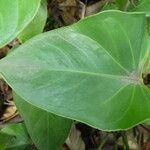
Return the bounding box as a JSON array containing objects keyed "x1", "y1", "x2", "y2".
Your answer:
[
  {"x1": 13, "y1": 93, "x2": 72, "y2": 150},
  {"x1": 0, "y1": 123, "x2": 31, "y2": 150},
  {"x1": 0, "y1": 11, "x2": 150, "y2": 131},
  {"x1": 0, "y1": 0, "x2": 41, "y2": 47},
  {"x1": 18, "y1": 0, "x2": 47, "y2": 42}
]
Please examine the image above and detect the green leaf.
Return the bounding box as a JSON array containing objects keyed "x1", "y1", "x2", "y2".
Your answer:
[
  {"x1": 18, "y1": 0, "x2": 47, "y2": 42},
  {"x1": 129, "y1": 0, "x2": 150, "y2": 16},
  {"x1": 0, "y1": 10, "x2": 150, "y2": 131},
  {"x1": 13, "y1": 93, "x2": 72, "y2": 150},
  {"x1": 0, "y1": 123, "x2": 31, "y2": 150},
  {"x1": 0, "y1": 133, "x2": 12, "y2": 150},
  {"x1": 116, "y1": 0, "x2": 128, "y2": 10},
  {"x1": 0, "y1": 0, "x2": 41, "y2": 47}
]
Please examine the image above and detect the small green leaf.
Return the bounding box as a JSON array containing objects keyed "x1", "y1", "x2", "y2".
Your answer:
[
  {"x1": 0, "y1": 10, "x2": 150, "y2": 132},
  {"x1": 13, "y1": 93, "x2": 72, "y2": 150},
  {"x1": 0, "y1": 123, "x2": 31, "y2": 150},
  {"x1": 0, "y1": 0, "x2": 41, "y2": 47},
  {"x1": 0, "y1": 133, "x2": 12, "y2": 150},
  {"x1": 18, "y1": 0, "x2": 47, "y2": 42}
]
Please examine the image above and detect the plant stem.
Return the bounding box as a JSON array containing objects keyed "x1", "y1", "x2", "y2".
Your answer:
[
  {"x1": 124, "y1": 0, "x2": 131, "y2": 11},
  {"x1": 0, "y1": 74, "x2": 3, "y2": 80},
  {"x1": 122, "y1": 131, "x2": 130, "y2": 150},
  {"x1": 113, "y1": 132, "x2": 118, "y2": 150},
  {"x1": 98, "y1": 133, "x2": 108, "y2": 150},
  {"x1": 140, "y1": 124, "x2": 150, "y2": 132}
]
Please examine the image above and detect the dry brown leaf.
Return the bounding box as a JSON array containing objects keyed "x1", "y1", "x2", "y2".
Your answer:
[
  {"x1": 66, "y1": 124, "x2": 85, "y2": 150},
  {"x1": 0, "y1": 103, "x2": 17, "y2": 122}
]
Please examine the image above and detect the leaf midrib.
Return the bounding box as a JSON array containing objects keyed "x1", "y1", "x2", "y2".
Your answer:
[
  {"x1": 48, "y1": 69, "x2": 141, "y2": 84},
  {"x1": 1, "y1": 64, "x2": 141, "y2": 85}
]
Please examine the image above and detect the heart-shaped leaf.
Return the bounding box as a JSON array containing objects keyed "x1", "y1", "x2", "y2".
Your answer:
[
  {"x1": 0, "y1": 10, "x2": 150, "y2": 131},
  {"x1": 0, "y1": 0, "x2": 41, "y2": 47}
]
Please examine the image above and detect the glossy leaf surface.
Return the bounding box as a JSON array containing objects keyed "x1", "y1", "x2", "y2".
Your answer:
[
  {"x1": 0, "y1": 11, "x2": 150, "y2": 131},
  {"x1": 0, "y1": 0, "x2": 41, "y2": 47}
]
